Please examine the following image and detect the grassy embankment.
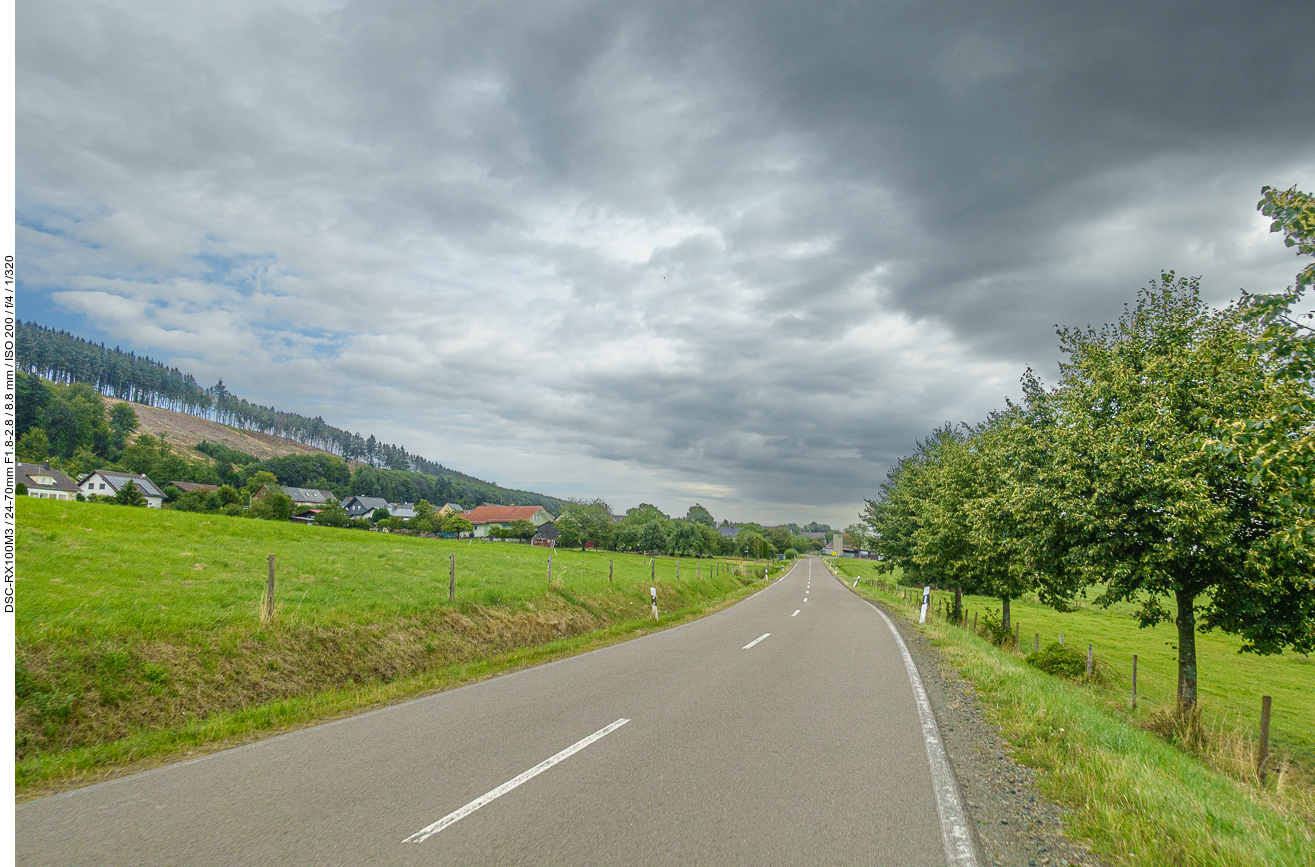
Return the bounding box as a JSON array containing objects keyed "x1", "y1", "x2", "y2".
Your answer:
[
  {"x1": 828, "y1": 558, "x2": 1315, "y2": 867},
  {"x1": 17, "y1": 498, "x2": 775, "y2": 796}
]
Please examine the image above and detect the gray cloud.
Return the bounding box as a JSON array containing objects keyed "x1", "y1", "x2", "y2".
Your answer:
[{"x1": 18, "y1": 0, "x2": 1315, "y2": 527}]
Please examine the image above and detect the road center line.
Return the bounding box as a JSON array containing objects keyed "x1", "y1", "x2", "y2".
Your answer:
[
  {"x1": 742, "y1": 633, "x2": 771, "y2": 649},
  {"x1": 403, "y1": 718, "x2": 631, "y2": 844},
  {"x1": 791, "y1": 609, "x2": 800, "y2": 617}
]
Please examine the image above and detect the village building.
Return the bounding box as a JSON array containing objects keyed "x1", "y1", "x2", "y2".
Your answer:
[
  {"x1": 340, "y1": 495, "x2": 390, "y2": 520},
  {"x1": 531, "y1": 521, "x2": 559, "y2": 547},
  {"x1": 278, "y1": 487, "x2": 339, "y2": 508},
  {"x1": 78, "y1": 471, "x2": 166, "y2": 508},
  {"x1": 168, "y1": 480, "x2": 220, "y2": 495},
  {"x1": 461, "y1": 504, "x2": 555, "y2": 538},
  {"x1": 17, "y1": 463, "x2": 80, "y2": 501}
]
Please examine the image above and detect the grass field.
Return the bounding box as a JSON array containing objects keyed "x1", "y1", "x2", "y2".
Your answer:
[
  {"x1": 828, "y1": 558, "x2": 1315, "y2": 867},
  {"x1": 17, "y1": 498, "x2": 773, "y2": 793},
  {"x1": 831, "y1": 559, "x2": 1315, "y2": 769}
]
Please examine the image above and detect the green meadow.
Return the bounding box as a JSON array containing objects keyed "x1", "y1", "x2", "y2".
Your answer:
[
  {"x1": 17, "y1": 497, "x2": 771, "y2": 794},
  {"x1": 831, "y1": 558, "x2": 1314, "y2": 767}
]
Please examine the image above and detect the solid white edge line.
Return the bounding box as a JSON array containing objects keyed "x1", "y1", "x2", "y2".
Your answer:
[
  {"x1": 742, "y1": 632, "x2": 771, "y2": 649},
  {"x1": 403, "y1": 718, "x2": 631, "y2": 843},
  {"x1": 866, "y1": 601, "x2": 979, "y2": 867},
  {"x1": 791, "y1": 610, "x2": 800, "y2": 617}
]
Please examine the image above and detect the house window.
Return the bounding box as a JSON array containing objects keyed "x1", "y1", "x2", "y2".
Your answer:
[{"x1": 100, "y1": 484, "x2": 106, "y2": 490}]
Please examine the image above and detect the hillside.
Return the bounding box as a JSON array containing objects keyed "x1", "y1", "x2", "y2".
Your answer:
[
  {"x1": 18, "y1": 320, "x2": 568, "y2": 510},
  {"x1": 104, "y1": 396, "x2": 334, "y2": 464}
]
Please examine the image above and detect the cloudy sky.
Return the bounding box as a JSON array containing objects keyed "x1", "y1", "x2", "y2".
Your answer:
[{"x1": 17, "y1": 0, "x2": 1315, "y2": 526}]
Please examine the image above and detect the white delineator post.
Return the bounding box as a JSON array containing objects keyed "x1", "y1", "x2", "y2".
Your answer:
[
  {"x1": 650, "y1": 586, "x2": 659, "y2": 622},
  {"x1": 919, "y1": 585, "x2": 931, "y2": 624}
]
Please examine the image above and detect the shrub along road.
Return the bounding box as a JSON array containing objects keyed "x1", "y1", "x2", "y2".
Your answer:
[{"x1": 17, "y1": 557, "x2": 975, "y2": 866}]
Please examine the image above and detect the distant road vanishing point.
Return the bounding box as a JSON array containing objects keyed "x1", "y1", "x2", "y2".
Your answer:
[{"x1": 18, "y1": 556, "x2": 977, "y2": 866}]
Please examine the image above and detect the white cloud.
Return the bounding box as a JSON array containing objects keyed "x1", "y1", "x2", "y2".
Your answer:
[{"x1": 17, "y1": 0, "x2": 1315, "y2": 528}]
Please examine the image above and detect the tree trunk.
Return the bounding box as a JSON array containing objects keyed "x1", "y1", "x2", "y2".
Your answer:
[
  {"x1": 1001, "y1": 596, "x2": 1011, "y2": 631},
  {"x1": 1175, "y1": 589, "x2": 1198, "y2": 709}
]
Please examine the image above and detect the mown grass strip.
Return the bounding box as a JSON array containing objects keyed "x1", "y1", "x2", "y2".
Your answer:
[{"x1": 834, "y1": 569, "x2": 1315, "y2": 867}]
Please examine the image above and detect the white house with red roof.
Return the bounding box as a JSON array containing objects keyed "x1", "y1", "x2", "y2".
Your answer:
[{"x1": 461, "y1": 504, "x2": 555, "y2": 538}]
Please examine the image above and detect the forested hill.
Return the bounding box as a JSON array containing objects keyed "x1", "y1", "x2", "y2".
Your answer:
[{"x1": 16, "y1": 320, "x2": 565, "y2": 511}]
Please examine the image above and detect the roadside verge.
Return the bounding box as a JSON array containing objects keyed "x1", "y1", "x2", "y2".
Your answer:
[
  {"x1": 831, "y1": 564, "x2": 1314, "y2": 867},
  {"x1": 18, "y1": 582, "x2": 764, "y2": 801}
]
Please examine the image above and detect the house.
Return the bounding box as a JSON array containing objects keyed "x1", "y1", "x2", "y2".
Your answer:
[
  {"x1": 821, "y1": 534, "x2": 840, "y2": 555},
  {"x1": 803, "y1": 532, "x2": 827, "y2": 541},
  {"x1": 168, "y1": 481, "x2": 219, "y2": 495},
  {"x1": 17, "y1": 463, "x2": 79, "y2": 501},
  {"x1": 279, "y1": 487, "x2": 338, "y2": 508},
  {"x1": 436, "y1": 503, "x2": 464, "y2": 518},
  {"x1": 531, "y1": 521, "x2": 559, "y2": 547},
  {"x1": 290, "y1": 509, "x2": 321, "y2": 525},
  {"x1": 79, "y1": 471, "x2": 165, "y2": 508},
  {"x1": 340, "y1": 495, "x2": 390, "y2": 520},
  {"x1": 389, "y1": 503, "x2": 417, "y2": 520},
  {"x1": 719, "y1": 525, "x2": 741, "y2": 539},
  {"x1": 461, "y1": 504, "x2": 555, "y2": 538}
]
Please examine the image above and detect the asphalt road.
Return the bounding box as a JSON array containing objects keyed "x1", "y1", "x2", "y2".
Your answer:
[{"x1": 18, "y1": 557, "x2": 973, "y2": 866}]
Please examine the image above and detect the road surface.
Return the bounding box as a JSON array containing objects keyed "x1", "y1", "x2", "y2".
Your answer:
[{"x1": 17, "y1": 556, "x2": 976, "y2": 866}]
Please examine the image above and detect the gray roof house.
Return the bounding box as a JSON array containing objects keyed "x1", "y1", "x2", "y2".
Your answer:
[
  {"x1": 281, "y1": 487, "x2": 339, "y2": 507},
  {"x1": 719, "y1": 525, "x2": 741, "y2": 538},
  {"x1": 79, "y1": 471, "x2": 166, "y2": 508},
  {"x1": 17, "y1": 463, "x2": 80, "y2": 501},
  {"x1": 340, "y1": 495, "x2": 390, "y2": 519}
]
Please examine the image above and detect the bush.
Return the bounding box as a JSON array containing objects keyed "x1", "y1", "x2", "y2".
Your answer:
[
  {"x1": 15, "y1": 483, "x2": 27, "y2": 496},
  {"x1": 1025, "y1": 641, "x2": 1116, "y2": 685},
  {"x1": 313, "y1": 502, "x2": 352, "y2": 528},
  {"x1": 172, "y1": 491, "x2": 208, "y2": 513},
  {"x1": 978, "y1": 608, "x2": 1015, "y2": 646}
]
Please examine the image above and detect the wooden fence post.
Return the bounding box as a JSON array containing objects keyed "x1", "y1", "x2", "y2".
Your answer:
[
  {"x1": 1131, "y1": 654, "x2": 1138, "y2": 708},
  {"x1": 609, "y1": 559, "x2": 613, "y2": 583},
  {"x1": 263, "y1": 554, "x2": 276, "y2": 624},
  {"x1": 1258, "y1": 695, "x2": 1273, "y2": 783},
  {"x1": 449, "y1": 553, "x2": 455, "y2": 602},
  {"x1": 1034, "y1": 633, "x2": 1039, "y2": 654},
  {"x1": 547, "y1": 553, "x2": 553, "y2": 585},
  {"x1": 677, "y1": 560, "x2": 680, "y2": 580},
  {"x1": 1086, "y1": 644, "x2": 1093, "y2": 679},
  {"x1": 1015, "y1": 622, "x2": 1020, "y2": 649},
  {"x1": 1059, "y1": 633, "x2": 1064, "y2": 645},
  {"x1": 972, "y1": 612, "x2": 977, "y2": 634}
]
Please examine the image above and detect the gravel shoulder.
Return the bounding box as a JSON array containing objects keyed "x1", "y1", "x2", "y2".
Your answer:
[{"x1": 875, "y1": 598, "x2": 1111, "y2": 867}]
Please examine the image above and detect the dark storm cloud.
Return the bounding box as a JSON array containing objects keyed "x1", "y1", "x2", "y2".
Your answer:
[{"x1": 17, "y1": 0, "x2": 1315, "y2": 525}]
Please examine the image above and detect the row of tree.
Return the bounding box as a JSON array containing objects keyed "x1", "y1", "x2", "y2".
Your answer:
[
  {"x1": 863, "y1": 187, "x2": 1315, "y2": 710},
  {"x1": 547, "y1": 500, "x2": 821, "y2": 558}
]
